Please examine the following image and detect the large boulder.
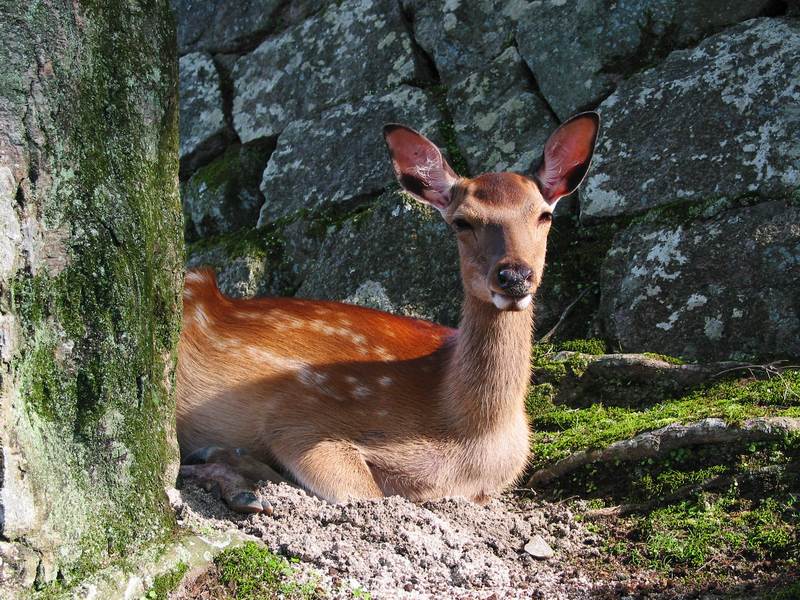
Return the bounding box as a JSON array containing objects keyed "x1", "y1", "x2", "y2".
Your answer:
[
  {"x1": 1, "y1": 1, "x2": 182, "y2": 591},
  {"x1": 232, "y1": 0, "x2": 420, "y2": 143},
  {"x1": 171, "y1": 0, "x2": 324, "y2": 55},
  {"x1": 599, "y1": 199, "x2": 800, "y2": 361},
  {"x1": 516, "y1": 0, "x2": 775, "y2": 120},
  {"x1": 258, "y1": 86, "x2": 442, "y2": 224},
  {"x1": 581, "y1": 18, "x2": 800, "y2": 220},
  {"x1": 298, "y1": 191, "x2": 462, "y2": 326},
  {"x1": 403, "y1": 0, "x2": 529, "y2": 87},
  {"x1": 179, "y1": 52, "x2": 230, "y2": 171},
  {"x1": 447, "y1": 46, "x2": 557, "y2": 174}
]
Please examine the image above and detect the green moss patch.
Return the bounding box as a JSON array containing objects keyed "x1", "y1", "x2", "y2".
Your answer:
[
  {"x1": 212, "y1": 542, "x2": 324, "y2": 600},
  {"x1": 143, "y1": 562, "x2": 189, "y2": 600},
  {"x1": 527, "y1": 357, "x2": 800, "y2": 584},
  {"x1": 528, "y1": 369, "x2": 800, "y2": 468}
]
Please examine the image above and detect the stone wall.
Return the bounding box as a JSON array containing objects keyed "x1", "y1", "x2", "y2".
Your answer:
[
  {"x1": 175, "y1": 0, "x2": 799, "y2": 361},
  {"x1": 0, "y1": 0, "x2": 182, "y2": 592}
]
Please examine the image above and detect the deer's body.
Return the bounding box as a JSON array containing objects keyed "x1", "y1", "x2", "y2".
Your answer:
[
  {"x1": 177, "y1": 115, "x2": 598, "y2": 510},
  {"x1": 177, "y1": 270, "x2": 531, "y2": 502}
]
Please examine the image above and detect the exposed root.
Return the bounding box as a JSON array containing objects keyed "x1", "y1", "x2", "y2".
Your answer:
[
  {"x1": 583, "y1": 462, "x2": 800, "y2": 520},
  {"x1": 527, "y1": 416, "x2": 800, "y2": 487}
]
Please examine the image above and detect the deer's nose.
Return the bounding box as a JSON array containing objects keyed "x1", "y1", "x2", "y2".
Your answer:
[{"x1": 495, "y1": 264, "x2": 533, "y2": 297}]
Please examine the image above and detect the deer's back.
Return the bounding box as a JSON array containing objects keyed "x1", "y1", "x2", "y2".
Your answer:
[{"x1": 176, "y1": 269, "x2": 455, "y2": 456}]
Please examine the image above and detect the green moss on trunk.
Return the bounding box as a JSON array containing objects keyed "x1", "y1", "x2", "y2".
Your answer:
[{"x1": 4, "y1": 0, "x2": 183, "y2": 588}]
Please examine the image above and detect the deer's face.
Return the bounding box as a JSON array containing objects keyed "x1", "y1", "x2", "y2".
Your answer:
[
  {"x1": 384, "y1": 113, "x2": 599, "y2": 312},
  {"x1": 446, "y1": 173, "x2": 551, "y2": 311}
]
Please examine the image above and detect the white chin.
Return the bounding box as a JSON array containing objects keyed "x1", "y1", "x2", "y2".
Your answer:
[{"x1": 491, "y1": 292, "x2": 532, "y2": 311}]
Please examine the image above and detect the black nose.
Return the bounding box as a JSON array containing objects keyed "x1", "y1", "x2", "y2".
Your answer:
[{"x1": 496, "y1": 264, "x2": 533, "y2": 297}]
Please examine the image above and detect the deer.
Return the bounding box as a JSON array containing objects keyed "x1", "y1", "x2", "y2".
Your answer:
[{"x1": 176, "y1": 113, "x2": 599, "y2": 513}]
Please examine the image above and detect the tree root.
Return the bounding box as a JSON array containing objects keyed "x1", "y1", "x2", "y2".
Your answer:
[
  {"x1": 526, "y1": 416, "x2": 800, "y2": 487},
  {"x1": 583, "y1": 462, "x2": 799, "y2": 520}
]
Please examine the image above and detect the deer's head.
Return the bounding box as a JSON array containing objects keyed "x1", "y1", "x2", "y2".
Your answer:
[{"x1": 383, "y1": 113, "x2": 599, "y2": 311}]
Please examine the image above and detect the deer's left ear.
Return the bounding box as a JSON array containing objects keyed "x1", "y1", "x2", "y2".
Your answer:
[{"x1": 534, "y1": 112, "x2": 600, "y2": 205}]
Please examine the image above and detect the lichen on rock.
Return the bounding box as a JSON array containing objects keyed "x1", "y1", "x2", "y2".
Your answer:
[{"x1": 582, "y1": 18, "x2": 800, "y2": 220}]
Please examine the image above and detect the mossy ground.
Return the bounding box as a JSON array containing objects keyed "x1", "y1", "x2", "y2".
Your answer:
[
  {"x1": 526, "y1": 341, "x2": 800, "y2": 592},
  {"x1": 143, "y1": 562, "x2": 189, "y2": 600},
  {"x1": 180, "y1": 542, "x2": 326, "y2": 600}
]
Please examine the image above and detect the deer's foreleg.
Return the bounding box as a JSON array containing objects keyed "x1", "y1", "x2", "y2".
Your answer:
[{"x1": 282, "y1": 440, "x2": 383, "y2": 503}]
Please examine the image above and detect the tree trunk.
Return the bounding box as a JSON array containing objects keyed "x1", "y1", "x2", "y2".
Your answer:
[{"x1": 0, "y1": 0, "x2": 182, "y2": 591}]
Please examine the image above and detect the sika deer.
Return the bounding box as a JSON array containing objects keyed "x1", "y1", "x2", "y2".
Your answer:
[{"x1": 177, "y1": 113, "x2": 599, "y2": 513}]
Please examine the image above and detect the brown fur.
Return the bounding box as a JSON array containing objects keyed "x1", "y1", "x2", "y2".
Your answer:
[{"x1": 177, "y1": 116, "x2": 598, "y2": 504}]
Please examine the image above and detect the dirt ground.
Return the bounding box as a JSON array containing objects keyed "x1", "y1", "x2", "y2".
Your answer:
[{"x1": 170, "y1": 482, "x2": 702, "y2": 599}]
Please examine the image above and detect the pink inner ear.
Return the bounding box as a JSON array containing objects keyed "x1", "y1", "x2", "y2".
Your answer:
[
  {"x1": 537, "y1": 114, "x2": 599, "y2": 204},
  {"x1": 384, "y1": 125, "x2": 457, "y2": 210}
]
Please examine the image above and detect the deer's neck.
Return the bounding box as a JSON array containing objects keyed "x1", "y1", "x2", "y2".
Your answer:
[{"x1": 441, "y1": 296, "x2": 533, "y2": 433}]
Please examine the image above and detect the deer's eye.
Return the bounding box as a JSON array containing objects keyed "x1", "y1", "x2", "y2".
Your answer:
[
  {"x1": 452, "y1": 218, "x2": 473, "y2": 232},
  {"x1": 539, "y1": 212, "x2": 553, "y2": 224}
]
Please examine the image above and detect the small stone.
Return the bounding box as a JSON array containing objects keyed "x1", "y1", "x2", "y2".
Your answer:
[{"x1": 524, "y1": 535, "x2": 554, "y2": 559}]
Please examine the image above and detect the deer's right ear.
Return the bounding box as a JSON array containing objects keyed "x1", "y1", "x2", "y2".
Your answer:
[{"x1": 383, "y1": 124, "x2": 458, "y2": 212}]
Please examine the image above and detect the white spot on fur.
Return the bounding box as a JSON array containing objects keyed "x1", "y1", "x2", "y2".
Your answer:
[
  {"x1": 378, "y1": 376, "x2": 392, "y2": 387},
  {"x1": 185, "y1": 271, "x2": 205, "y2": 284},
  {"x1": 297, "y1": 367, "x2": 329, "y2": 387},
  {"x1": 374, "y1": 347, "x2": 396, "y2": 361},
  {"x1": 193, "y1": 306, "x2": 210, "y2": 328},
  {"x1": 353, "y1": 385, "x2": 371, "y2": 399}
]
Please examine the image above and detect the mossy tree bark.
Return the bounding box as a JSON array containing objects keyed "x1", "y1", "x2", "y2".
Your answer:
[{"x1": 0, "y1": 0, "x2": 182, "y2": 591}]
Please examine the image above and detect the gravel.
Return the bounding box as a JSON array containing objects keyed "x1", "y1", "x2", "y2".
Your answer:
[{"x1": 174, "y1": 482, "x2": 610, "y2": 599}]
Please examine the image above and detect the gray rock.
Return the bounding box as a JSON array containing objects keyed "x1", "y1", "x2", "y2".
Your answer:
[
  {"x1": 232, "y1": 0, "x2": 419, "y2": 143},
  {"x1": 298, "y1": 190, "x2": 462, "y2": 326},
  {"x1": 345, "y1": 280, "x2": 396, "y2": 313},
  {"x1": 187, "y1": 237, "x2": 272, "y2": 299},
  {"x1": 0, "y1": 542, "x2": 40, "y2": 589},
  {"x1": 582, "y1": 18, "x2": 800, "y2": 220},
  {"x1": 404, "y1": 0, "x2": 529, "y2": 87},
  {"x1": 258, "y1": 86, "x2": 442, "y2": 224},
  {"x1": 447, "y1": 46, "x2": 557, "y2": 174},
  {"x1": 280, "y1": 218, "x2": 328, "y2": 292},
  {"x1": 182, "y1": 141, "x2": 272, "y2": 241},
  {"x1": 516, "y1": 0, "x2": 774, "y2": 120},
  {"x1": 171, "y1": 0, "x2": 324, "y2": 55},
  {"x1": 524, "y1": 534, "x2": 554, "y2": 559},
  {"x1": 179, "y1": 52, "x2": 230, "y2": 168},
  {"x1": 599, "y1": 199, "x2": 800, "y2": 361}
]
